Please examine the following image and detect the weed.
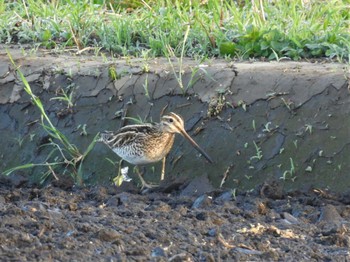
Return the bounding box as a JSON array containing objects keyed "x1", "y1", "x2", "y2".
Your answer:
[
  {"x1": 281, "y1": 97, "x2": 293, "y2": 112},
  {"x1": 280, "y1": 157, "x2": 296, "y2": 181},
  {"x1": 305, "y1": 124, "x2": 313, "y2": 134},
  {"x1": 14, "y1": 135, "x2": 25, "y2": 148},
  {"x1": 29, "y1": 134, "x2": 36, "y2": 141},
  {"x1": 142, "y1": 63, "x2": 150, "y2": 73},
  {"x1": 250, "y1": 141, "x2": 263, "y2": 161},
  {"x1": 293, "y1": 139, "x2": 298, "y2": 149},
  {"x1": 186, "y1": 66, "x2": 201, "y2": 90},
  {"x1": 123, "y1": 116, "x2": 145, "y2": 125},
  {"x1": 50, "y1": 85, "x2": 75, "y2": 108},
  {"x1": 237, "y1": 100, "x2": 247, "y2": 111},
  {"x1": 143, "y1": 74, "x2": 150, "y2": 99},
  {"x1": 207, "y1": 93, "x2": 228, "y2": 117},
  {"x1": 165, "y1": 24, "x2": 191, "y2": 94},
  {"x1": 1, "y1": 0, "x2": 349, "y2": 61},
  {"x1": 5, "y1": 51, "x2": 98, "y2": 185},
  {"x1": 231, "y1": 188, "x2": 237, "y2": 201},
  {"x1": 76, "y1": 124, "x2": 88, "y2": 136},
  {"x1": 252, "y1": 120, "x2": 256, "y2": 132},
  {"x1": 262, "y1": 122, "x2": 272, "y2": 133},
  {"x1": 305, "y1": 166, "x2": 312, "y2": 172},
  {"x1": 108, "y1": 66, "x2": 119, "y2": 81}
]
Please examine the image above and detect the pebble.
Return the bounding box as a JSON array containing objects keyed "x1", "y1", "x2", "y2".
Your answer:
[
  {"x1": 192, "y1": 194, "x2": 211, "y2": 209},
  {"x1": 97, "y1": 228, "x2": 121, "y2": 242},
  {"x1": 151, "y1": 247, "x2": 166, "y2": 257},
  {"x1": 282, "y1": 212, "x2": 299, "y2": 224},
  {"x1": 180, "y1": 175, "x2": 214, "y2": 197},
  {"x1": 318, "y1": 204, "x2": 343, "y2": 225},
  {"x1": 214, "y1": 191, "x2": 233, "y2": 204},
  {"x1": 207, "y1": 228, "x2": 217, "y2": 237}
]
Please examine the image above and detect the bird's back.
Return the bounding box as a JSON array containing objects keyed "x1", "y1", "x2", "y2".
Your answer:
[{"x1": 100, "y1": 123, "x2": 175, "y2": 165}]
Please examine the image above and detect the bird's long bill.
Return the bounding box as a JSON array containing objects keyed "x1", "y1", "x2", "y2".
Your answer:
[{"x1": 180, "y1": 130, "x2": 214, "y2": 163}]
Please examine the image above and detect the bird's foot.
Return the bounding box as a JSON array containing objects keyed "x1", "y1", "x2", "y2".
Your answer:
[
  {"x1": 140, "y1": 181, "x2": 158, "y2": 190},
  {"x1": 136, "y1": 170, "x2": 158, "y2": 191}
]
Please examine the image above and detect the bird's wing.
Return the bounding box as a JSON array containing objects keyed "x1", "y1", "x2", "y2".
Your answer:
[{"x1": 101, "y1": 124, "x2": 157, "y2": 148}]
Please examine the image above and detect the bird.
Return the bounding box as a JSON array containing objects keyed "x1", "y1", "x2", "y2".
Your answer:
[{"x1": 99, "y1": 112, "x2": 213, "y2": 189}]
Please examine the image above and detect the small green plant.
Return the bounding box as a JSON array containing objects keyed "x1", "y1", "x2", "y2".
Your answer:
[
  {"x1": 142, "y1": 63, "x2": 150, "y2": 73},
  {"x1": 1, "y1": 0, "x2": 349, "y2": 61},
  {"x1": 108, "y1": 66, "x2": 119, "y2": 81},
  {"x1": 165, "y1": 24, "x2": 191, "y2": 94},
  {"x1": 280, "y1": 157, "x2": 296, "y2": 181},
  {"x1": 186, "y1": 66, "x2": 200, "y2": 89},
  {"x1": 76, "y1": 124, "x2": 88, "y2": 136},
  {"x1": 50, "y1": 85, "x2": 75, "y2": 108},
  {"x1": 231, "y1": 188, "x2": 237, "y2": 201},
  {"x1": 250, "y1": 141, "x2": 263, "y2": 161},
  {"x1": 143, "y1": 74, "x2": 150, "y2": 99},
  {"x1": 305, "y1": 124, "x2": 313, "y2": 134},
  {"x1": 262, "y1": 122, "x2": 272, "y2": 133},
  {"x1": 293, "y1": 139, "x2": 298, "y2": 149},
  {"x1": 14, "y1": 135, "x2": 25, "y2": 148},
  {"x1": 123, "y1": 115, "x2": 145, "y2": 125},
  {"x1": 305, "y1": 166, "x2": 312, "y2": 172},
  {"x1": 238, "y1": 100, "x2": 247, "y2": 111},
  {"x1": 281, "y1": 98, "x2": 293, "y2": 112},
  {"x1": 207, "y1": 93, "x2": 228, "y2": 117},
  {"x1": 5, "y1": 51, "x2": 98, "y2": 185}
]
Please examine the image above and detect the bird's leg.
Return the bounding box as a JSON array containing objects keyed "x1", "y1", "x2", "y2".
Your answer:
[
  {"x1": 160, "y1": 157, "x2": 166, "y2": 181},
  {"x1": 135, "y1": 166, "x2": 157, "y2": 189}
]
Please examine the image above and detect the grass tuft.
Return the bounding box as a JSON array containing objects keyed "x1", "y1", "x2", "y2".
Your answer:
[
  {"x1": 0, "y1": 0, "x2": 349, "y2": 61},
  {"x1": 5, "y1": 50, "x2": 98, "y2": 185}
]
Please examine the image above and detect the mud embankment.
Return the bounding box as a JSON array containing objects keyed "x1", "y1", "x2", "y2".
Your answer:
[{"x1": 0, "y1": 48, "x2": 349, "y2": 192}]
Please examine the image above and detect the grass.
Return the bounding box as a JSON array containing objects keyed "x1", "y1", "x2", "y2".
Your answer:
[
  {"x1": 5, "y1": 50, "x2": 99, "y2": 185},
  {"x1": 0, "y1": 0, "x2": 349, "y2": 61}
]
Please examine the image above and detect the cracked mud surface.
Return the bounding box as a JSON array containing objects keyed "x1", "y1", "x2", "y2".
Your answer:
[
  {"x1": 1, "y1": 47, "x2": 350, "y2": 260},
  {"x1": 1, "y1": 177, "x2": 350, "y2": 261}
]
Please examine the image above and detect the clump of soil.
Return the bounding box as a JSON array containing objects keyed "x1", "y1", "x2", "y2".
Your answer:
[{"x1": 1, "y1": 176, "x2": 350, "y2": 261}]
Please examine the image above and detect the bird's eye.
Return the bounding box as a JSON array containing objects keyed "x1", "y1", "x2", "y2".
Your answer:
[{"x1": 168, "y1": 118, "x2": 174, "y2": 123}]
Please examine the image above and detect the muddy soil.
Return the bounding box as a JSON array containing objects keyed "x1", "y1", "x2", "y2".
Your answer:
[{"x1": 1, "y1": 176, "x2": 350, "y2": 261}]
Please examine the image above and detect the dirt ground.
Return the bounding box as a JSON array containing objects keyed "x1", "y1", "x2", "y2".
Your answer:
[{"x1": 1, "y1": 175, "x2": 350, "y2": 261}]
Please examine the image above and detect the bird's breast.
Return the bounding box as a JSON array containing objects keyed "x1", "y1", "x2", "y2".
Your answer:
[{"x1": 143, "y1": 133, "x2": 175, "y2": 162}]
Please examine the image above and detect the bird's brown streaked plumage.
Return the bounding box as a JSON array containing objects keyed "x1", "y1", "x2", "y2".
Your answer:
[{"x1": 99, "y1": 112, "x2": 213, "y2": 188}]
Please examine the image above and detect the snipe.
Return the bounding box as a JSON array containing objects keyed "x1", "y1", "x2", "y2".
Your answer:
[{"x1": 99, "y1": 112, "x2": 213, "y2": 189}]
